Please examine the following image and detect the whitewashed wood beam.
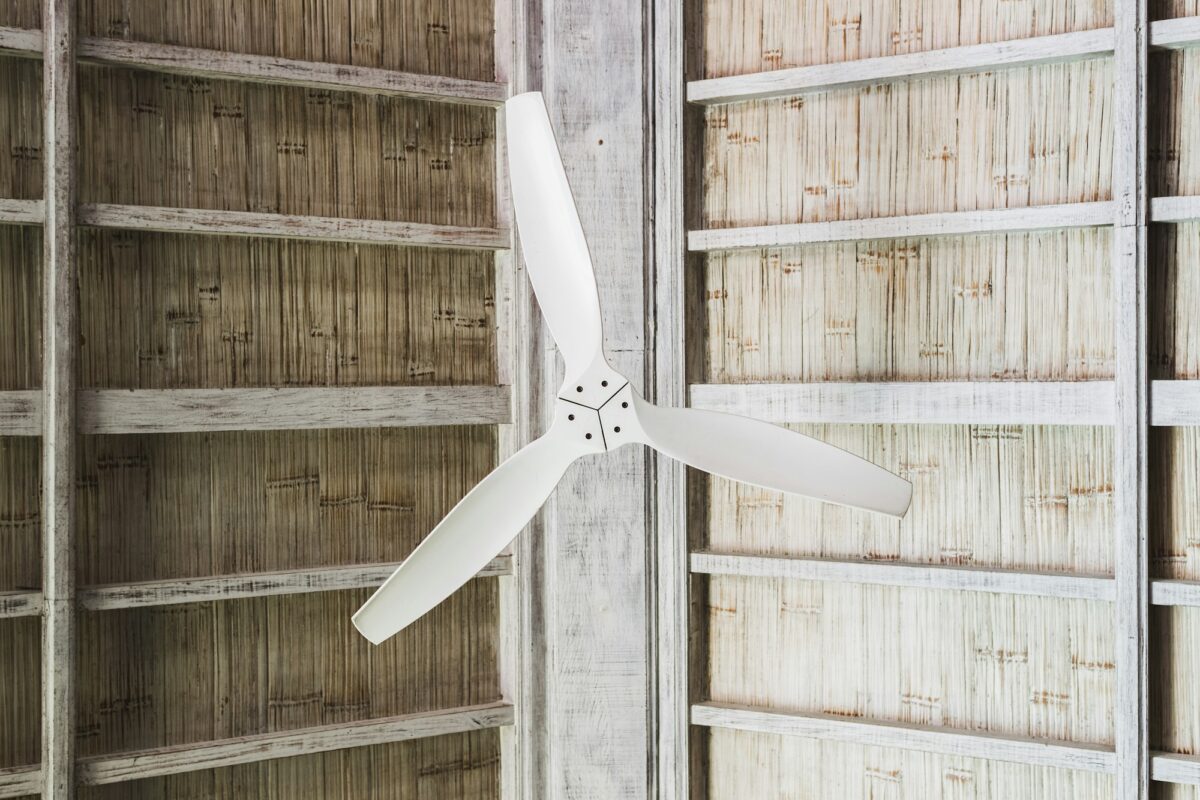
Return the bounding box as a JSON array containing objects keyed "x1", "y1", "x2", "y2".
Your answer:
[
  {"x1": 0, "y1": 591, "x2": 42, "y2": 618},
  {"x1": 77, "y1": 702, "x2": 515, "y2": 785},
  {"x1": 1151, "y1": 380, "x2": 1200, "y2": 426},
  {"x1": 78, "y1": 203, "x2": 510, "y2": 249},
  {"x1": 1153, "y1": 753, "x2": 1200, "y2": 785},
  {"x1": 1150, "y1": 580, "x2": 1200, "y2": 607},
  {"x1": 1148, "y1": 16, "x2": 1200, "y2": 50},
  {"x1": 691, "y1": 703, "x2": 1117, "y2": 774},
  {"x1": 688, "y1": 381, "x2": 1116, "y2": 426},
  {"x1": 79, "y1": 556, "x2": 511, "y2": 610},
  {"x1": 0, "y1": 765, "x2": 41, "y2": 799},
  {"x1": 688, "y1": 28, "x2": 1114, "y2": 104},
  {"x1": 0, "y1": 25, "x2": 506, "y2": 105},
  {"x1": 1150, "y1": 195, "x2": 1200, "y2": 223},
  {"x1": 0, "y1": 390, "x2": 39, "y2": 436},
  {"x1": 687, "y1": 202, "x2": 1115, "y2": 251},
  {"x1": 691, "y1": 552, "x2": 1116, "y2": 602},
  {"x1": 40, "y1": 2, "x2": 78, "y2": 798},
  {"x1": 0, "y1": 198, "x2": 43, "y2": 226}
]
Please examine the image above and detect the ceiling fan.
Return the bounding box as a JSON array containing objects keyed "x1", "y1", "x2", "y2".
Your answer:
[{"x1": 352, "y1": 92, "x2": 912, "y2": 645}]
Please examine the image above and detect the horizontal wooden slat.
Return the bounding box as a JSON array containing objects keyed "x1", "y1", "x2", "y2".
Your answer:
[
  {"x1": 1151, "y1": 195, "x2": 1200, "y2": 224},
  {"x1": 688, "y1": 381, "x2": 1116, "y2": 426},
  {"x1": 0, "y1": 765, "x2": 40, "y2": 799},
  {"x1": 0, "y1": 590, "x2": 42, "y2": 618},
  {"x1": 78, "y1": 204, "x2": 510, "y2": 249},
  {"x1": 77, "y1": 702, "x2": 514, "y2": 785},
  {"x1": 1150, "y1": 580, "x2": 1200, "y2": 607},
  {"x1": 688, "y1": 28, "x2": 1115, "y2": 104},
  {"x1": 1151, "y1": 380, "x2": 1200, "y2": 426},
  {"x1": 0, "y1": 390, "x2": 39, "y2": 435},
  {"x1": 0, "y1": 26, "x2": 506, "y2": 105},
  {"x1": 691, "y1": 552, "x2": 1115, "y2": 602},
  {"x1": 1148, "y1": 16, "x2": 1200, "y2": 50},
  {"x1": 691, "y1": 703, "x2": 1116, "y2": 773},
  {"x1": 80, "y1": 555, "x2": 512, "y2": 610},
  {"x1": 0, "y1": 198, "x2": 43, "y2": 226},
  {"x1": 687, "y1": 203, "x2": 1115, "y2": 251},
  {"x1": 1154, "y1": 753, "x2": 1200, "y2": 785}
]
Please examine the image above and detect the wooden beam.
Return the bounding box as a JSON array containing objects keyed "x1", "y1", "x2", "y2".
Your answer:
[
  {"x1": 0, "y1": 765, "x2": 41, "y2": 799},
  {"x1": 77, "y1": 702, "x2": 515, "y2": 785},
  {"x1": 687, "y1": 28, "x2": 1114, "y2": 105},
  {"x1": 0, "y1": 25, "x2": 506, "y2": 105},
  {"x1": 1151, "y1": 380, "x2": 1200, "y2": 426},
  {"x1": 1150, "y1": 195, "x2": 1200, "y2": 223},
  {"x1": 78, "y1": 203, "x2": 510, "y2": 250},
  {"x1": 1148, "y1": 16, "x2": 1200, "y2": 50},
  {"x1": 0, "y1": 198, "x2": 43, "y2": 226},
  {"x1": 1153, "y1": 753, "x2": 1200, "y2": 785},
  {"x1": 79, "y1": 556, "x2": 511, "y2": 610},
  {"x1": 688, "y1": 381, "x2": 1116, "y2": 426},
  {"x1": 691, "y1": 552, "x2": 1116, "y2": 602},
  {"x1": 0, "y1": 591, "x2": 42, "y2": 618},
  {"x1": 1150, "y1": 580, "x2": 1200, "y2": 607},
  {"x1": 687, "y1": 202, "x2": 1115, "y2": 251},
  {"x1": 40, "y1": 2, "x2": 78, "y2": 798},
  {"x1": 0, "y1": 390, "x2": 39, "y2": 436},
  {"x1": 691, "y1": 703, "x2": 1117, "y2": 774}
]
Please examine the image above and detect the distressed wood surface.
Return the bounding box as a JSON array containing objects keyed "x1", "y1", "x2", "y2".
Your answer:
[
  {"x1": 0, "y1": 228, "x2": 40, "y2": 392},
  {"x1": 0, "y1": 3, "x2": 39, "y2": 29},
  {"x1": 1152, "y1": 382, "x2": 1200, "y2": 424},
  {"x1": 0, "y1": 764, "x2": 40, "y2": 799},
  {"x1": 690, "y1": 382, "x2": 1117, "y2": 425},
  {"x1": 77, "y1": 64, "x2": 497, "y2": 226},
  {"x1": 0, "y1": 617, "x2": 39, "y2": 772},
  {"x1": 1150, "y1": 15, "x2": 1200, "y2": 47},
  {"x1": 693, "y1": 702, "x2": 1117, "y2": 772},
  {"x1": 0, "y1": 56, "x2": 41, "y2": 202},
  {"x1": 1153, "y1": 196, "x2": 1200, "y2": 222},
  {"x1": 78, "y1": 702, "x2": 513, "y2": 785},
  {"x1": 1153, "y1": 581, "x2": 1200, "y2": 606},
  {"x1": 1153, "y1": 607, "x2": 1200, "y2": 788},
  {"x1": 0, "y1": 199, "x2": 43, "y2": 225},
  {"x1": 1152, "y1": 427, "x2": 1200, "y2": 583},
  {"x1": 1151, "y1": 223, "x2": 1200, "y2": 377},
  {"x1": 0, "y1": 592, "x2": 41, "y2": 618},
  {"x1": 1150, "y1": 47, "x2": 1200, "y2": 198}
]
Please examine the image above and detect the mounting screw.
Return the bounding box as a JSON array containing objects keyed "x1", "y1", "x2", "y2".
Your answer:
[
  {"x1": 621, "y1": 401, "x2": 628, "y2": 408},
  {"x1": 585, "y1": 433, "x2": 592, "y2": 440},
  {"x1": 601, "y1": 380, "x2": 608, "y2": 387},
  {"x1": 576, "y1": 386, "x2": 583, "y2": 392},
  {"x1": 614, "y1": 427, "x2": 621, "y2": 433},
  {"x1": 568, "y1": 414, "x2": 575, "y2": 421}
]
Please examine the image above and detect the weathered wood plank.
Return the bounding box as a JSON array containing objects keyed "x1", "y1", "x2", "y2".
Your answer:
[
  {"x1": 1149, "y1": 16, "x2": 1200, "y2": 50},
  {"x1": 0, "y1": 764, "x2": 40, "y2": 799},
  {"x1": 1151, "y1": 194, "x2": 1200, "y2": 222},
  {"x1": 691, "y1": 703, "x2": 1117, "y2": 774},
  {"x1": 689, "y1": 381, "x2": 1117, "y2": 425},
  {"x1": 0, "y1": 390, "x2": 39, "y2": 435},
  {"x1": 78, "y1": 204, "x2": 510, "y2": 250},
  {"x1": 1151, "y1": 580, "x2": 1200, "y2": 606},
  {"x1": 0, "y1": 24, "x2": 40, "y2": 55},
  {"x1": 40, "y1": 1, "x2": 76, "y2": 797},
  {"x1": 688, "y1": 202, "x2": 1116, "y2": 251},
  {"x1": 0, "y1": 590, "x2": 41, "y2": 618},
  {"x1": 1152, "y1": 380, "x2": 1200, "y2": 425},
  {"x1": 79, "y1": 556, "x2": 511, "y2": 610},
  {"x1": 691, "y1": 552, "x2": 1116, "y2": 602},
  {"x1": 0, "y1": 198, "x2": 43, "y2": 226},
  {"x1": 76, "y1": 702, "x2": 515, "y2": 786},
  {"x1": 688, "y1": 28, "x2": 1115, "y2": 105},
  {"x1": 1153, "y1": 752, "x2": 1200, "y2": 785}
]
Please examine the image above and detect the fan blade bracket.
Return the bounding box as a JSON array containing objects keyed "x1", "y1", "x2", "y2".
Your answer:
[
  {"x1": 595, "y1": 382, "x2": 646, "y2": 452},
  {"x1": 559, "y1": 352, "x2": 628, "y2": 410}
]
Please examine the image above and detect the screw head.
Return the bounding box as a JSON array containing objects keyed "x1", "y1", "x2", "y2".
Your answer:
[
  {"x1": 568, "y1": 414, "x2": 575, "y2": 421},
  {"x1": 601, "y1": 380, "x2": 608, "y2": 387},
  {"x1": 614, "y1": 427, "x2": 621, "y2": 433},
  {"x1": 585, "y1": 433, "x2": 592, "y2": 440},
  {"x1": 576, "y1": 386, "x2": 583, "y2": 392},
  {"x1": 621, "y1": 401, "x2": 628, "y2": 408}
]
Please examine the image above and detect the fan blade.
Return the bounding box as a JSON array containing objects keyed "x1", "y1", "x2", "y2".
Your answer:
[
  {"x1": 353, "y1": 425, "x2": 583, "y2": 644},
  {"x1": 505, "y1": 92, "x2": 605, "y2": 373},
  {"x1": 631, "y1": 395, "x2": 912, "y2": 518}
]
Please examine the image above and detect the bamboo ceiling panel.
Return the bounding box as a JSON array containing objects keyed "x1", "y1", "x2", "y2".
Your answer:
[
  {"x1": 0, "y1": 618, "x2": 39, "y2": 771},
  {"x1": 0, "y1": 436, "x2": 39, "y2": 592},
  {"x1": 0, "y1": 2, "x2": 38, "y2": 28},
  {"x1": 0, "y1": 57, "x2": 42, "y2": 202},
  {"x1": 1150, "y1": 49, "x2": 1200, "y2": 198},
  {"x1": 706, "y1": 728, "x2": 1114, "y2": 799},
  {"x1": 706, "y1": 575, "x2": 1115, "y2": 743},
  {"x1": 0, "y1": 227, "x2": 40, "y2": 391},
  {"x1": 704, "y1": 60, "x2": 1112, "y2": 228},
  {"x1": 78, "y1": 65, "x2": 497, "y2": 225},
  {"x1": 79, "y1": 0, "x2": 496, "y2": 82},
  {"x1": 78, "y1": 426, "x2": 495, "y2": 584},
  {"x1": 79, "y1": 729, "x2": 500, "y2": 800},
  {"x1": 1152, "y1": 428, "x2": 1200, "y2": 582},
  {"x1": 1153, "y1": 0, "x2": 1200, "y2": 17},
  {"x1": 700, "y1": 0, "x2": 1112, "y2": 79},
  {"x1": 1154, "y1": 607, "x2": 1200, "y2": 800},
  {"x1": 76, "y1": 586, "x2": 498, "y2": 753},
  {"x1": 706, "y1": 424, "x2": 1114, "y2": 574},
  {"x1": 1151, "y1": 223, "x2": 1200, "y2": 380},
  {"x1": 703, "y1": 231, "x2": 1113, "y2": 384},
  {"x1": 78, "y1": 231, "x2": 495, "y2": 389}
]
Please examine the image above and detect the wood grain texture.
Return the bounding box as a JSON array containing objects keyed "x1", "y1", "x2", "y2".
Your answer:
[
  {"x1": 703, "y1": 60, "x2": 1113, "y2": 230},
  {"x1": 700, "y1": 0, "x2": 1113, "y2": 79},
  {"x1": 0, "y1": 227, "x2": 40, "y2": 392},
  {"x1": 0, "y1": 618, "x2": 39, "y2": 771},
  {"x1": 1150, "y1": 15, "x2": 1200, "y2": 47},
  {"x1": 1152, "y1": 381, "x2": 1200, "y2": 424},
  {"x1": 0, "y1": 437, "x2": 39, "y2": 593},
  {"x1": 77, "y1": 730, "x2": 501, "y2": 800},
  {"x1": 77, "y1": 231, "x2": 496, "y2": 389},
  {"x1": 78, "y1": 426, "x2": 496, "y2": 584},
  {"x1": 0, "y1": 199, "x2": 43, "y2": 225},
  {"x1": 1152, "y1": 223, "x2": 1200, "y2": 379},
  {"x1": 1152, "y1": 427, "x2": 1200, "y2": 580},
  {"x1": 1151, "y1": 0, "x2": 1200, "y2": 19},
  {"x1": 1153, "y1": 607, "x2": 1200, "y2": 768},
  {"x1": 0, "y1": 56, "x2": 42, "y2": 201},
  {"x1": 78, "y1": 0, "x2": 497, "y2": 82},
  {"x1": 78, "y1": 64, "x2": 497, "y2": 226},
  {"x1": 0, "y1": 3, "x2": 39, "y2": 28},
  {"x1": 1150, "y1": 48, "x2": 1200, "y2": 197},
  {"x1": 701, "y1": 230, "x2": 1113, "y2": 382}
]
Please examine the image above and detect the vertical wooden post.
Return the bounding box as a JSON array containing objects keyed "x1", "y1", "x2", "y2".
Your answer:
[
  {"x1": 1113, "y1": 0, "x2": 1150, "y2": 798},
  {"x1": 41, "y1": 0, "x2": 77, "y2": 798}
]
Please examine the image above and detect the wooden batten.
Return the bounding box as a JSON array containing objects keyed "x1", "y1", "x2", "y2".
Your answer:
[
  {"x1": 0, "y1": 765, "x2": 40, "y2": 799},
  {"x1": 0, "y1": 198, "x2": 42, "y2": 225},
  {"x1": 0, "y1": 590, "x2": 41, "y2": 618}
]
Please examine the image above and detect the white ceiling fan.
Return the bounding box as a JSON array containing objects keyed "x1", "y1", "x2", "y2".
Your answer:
[{"x1": 352, "y1": 92, "x2": 912, "y2": 645}]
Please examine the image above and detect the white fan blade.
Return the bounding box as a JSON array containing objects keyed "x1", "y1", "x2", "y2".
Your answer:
[
  {"x1": 506, "y1": 92, "x2": 605, "y2": 373},
  {"x1": 631, "y1": 395, "x2": 912, "y2": 517},
  {"x1": 353, "y1": 425, "x2": 583, "y2": 644}
]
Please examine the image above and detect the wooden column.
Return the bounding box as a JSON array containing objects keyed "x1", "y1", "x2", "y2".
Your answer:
[
  {"x1": 537, "y1": 0, "x2": 650, "y2": 795},
  {"x1": 40, "y1": 0, "x2": 77, "y2": 798},
  {"x1": 1113, "y1": 0, "x2": 1150, "y2": 798}
]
